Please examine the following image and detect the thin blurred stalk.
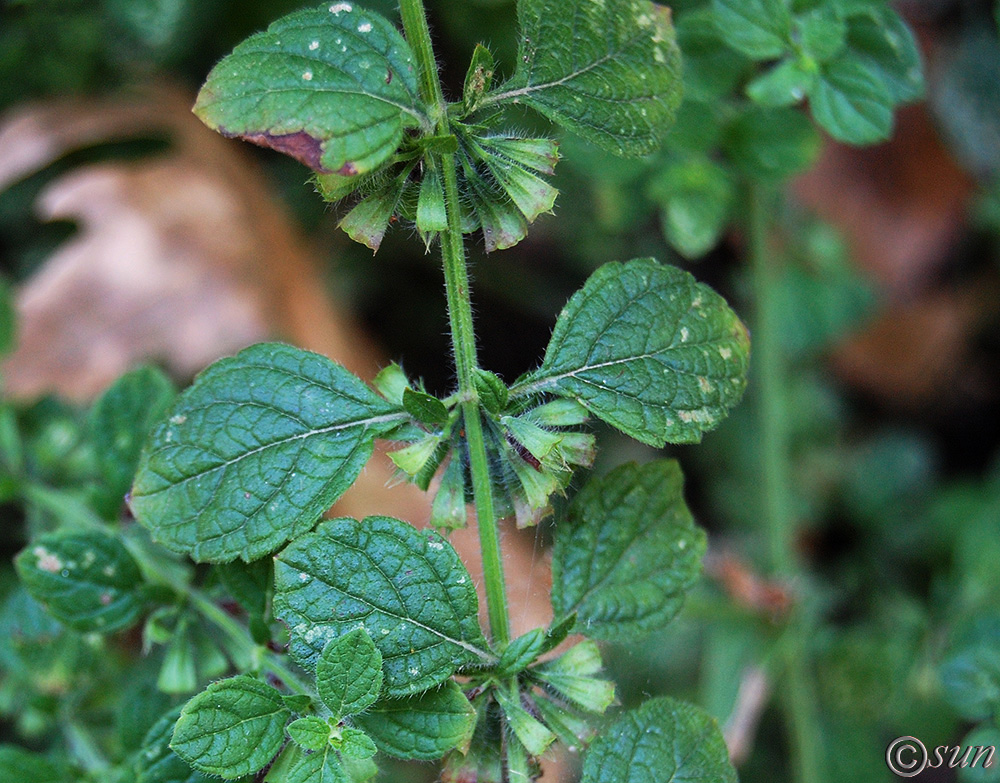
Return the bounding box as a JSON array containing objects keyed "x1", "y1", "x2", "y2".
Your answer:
[{"x1": 749, "y1": 183, "x2": 823, "y2": 783}]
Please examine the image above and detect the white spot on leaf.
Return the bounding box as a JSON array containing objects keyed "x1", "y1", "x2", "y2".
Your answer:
[
  {"x1": 358, "y1": 21, "x2": 372, "y2": 32},
  {"x1": 33, "y1": 546, "x2": 63, "y2": 574},
  {"x1": 303, "y1": 71, "x2": 313, "y2": 81},
  {"x1": 329, "y1": 2, "x2": 352, "y2": 13}
]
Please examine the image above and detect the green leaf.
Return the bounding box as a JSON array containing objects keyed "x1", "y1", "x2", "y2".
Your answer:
[
  {"x1": 136, "y1": 709, "x2": 213, "y2": 783},
  {"x1": 498, "y1": 628, "x2": 549, "y2": 677},
  {"x1": 317, "y1": 628, "x2": 384, "y2": 720},
  {"x1": 273, "y1": 516, "x2": 489, "y2": 696},
  {"x1": 544, "y1": 638, "x2": 603, "y2": 676},
  {"x1": 940, "y1": 615, "x2": 1000, "y2": 721},
  {"x1": 845, "y1": 6, "x2": 923, "y2": 104},
  {"x1": 388, "y1": 436, "x2": 441, "y2": 476},
  {"x1": 416, "y1": 166, "x2": 448, "y2": 242},
  {"x1": 746, "y1": 58, "x2": 817, "y2": 107},
  {"x1": 524, "y1": 399, "x2": 589, "y2": 427},
  {"x1": 90, "y1": 365, "x2": 175, "y2": 513},
  {"x1": 402, "y1": 387, "x2": 448, "y2": 426},
  {"x1": 473, "y1": 369, "x2": 509, "y2": 415},
  {"x1": 534, "y1": 695, "x2": 596, "y2": 748},
  {"x1": 158, "y1": 624, "x2": 198, "y2": 694},
  {"x1": 337, "y1": 728, "x2": 377, "y2": 760},
  {"x1": 650, "y1": 158, "x2": 735, "y2": 259},
  {"x1": 675, "y1": 9, "x2": 749, "y2": 101},
  {"x1": 500, "y1": 0, "x2": 682, "y2": 156},
  {"x1": 341, "y1": 756, "x2": 378, "y2": 782},
  {"x1": 723, "y1": 106, "x2": 821, "y2": 179},
  {"x1": 372, "y1": 363, "x2": 408, "y2": 405},
  {"x1": 171, "y1": 675, "x2": 290, "y2": 779},
  {"x1": 502, "y1": 416, "x2": 563, "y2": 463},
  {"x1": 429, "y1": 456, "x2": 467, "y2": 531},
  {"x1": 283, "y1": 694, "x2": 315, "y2": 713},
  {"x1": 809, "y1": 55, "x2": 893, "y2": 144},
  {"x1": 495, "y1": 688, "x2": 556, "y2": 756},
  {"x1": 710, "y1": 0, "x2": 791, "y2": 59},
  {"x1": 0, "y1": 746, "x2": 67, "y2": 783},
  {"x1": 464, "y1": 43, "x2": 496, "y2": 112},
  {"x1": 521, "y1": 258, "x2": 749, "y2": 446},
  {"x1": 264, "y1": 744, "x2": 303, "y2": 782},
  {"x1": 581, "y1": 697, "x2": 736, "y2": 783},
  {"x1": 534, "y1": 641, "x2": 614, "y2": 713},
  {"x1": 353, "y1": 681, "x2": 475, "y2": 760},
  {"x1": 534, "y1": 669, "x2": 615, "y2": 713},
  {"x1": 339, "y1": 186, "x2": 402, "y2": 252},
  {"x1": 552, "y1": 461, "x2": 705, "y2": 640},
  {"x1": 288, "y1": 716, "x2": 332, "y2": 751},
  {"x1": 130, "y1": 343, "x2": 402, "y2": 563},
  {"x1": 285, "y1": 744, "x2": 349, "y2": 783},
  {"x1": 15, "y1": 530, "x2": 146, "y2": 633},
  {"x1": 794, "y1": 6, "x2": 846, "y2": 62},
  {"x1": 193, "y1": 3, "x2": 426, "y2": 176},
  {"x1": 216, "y1": 557, "x2": 272, "y2": 619}
]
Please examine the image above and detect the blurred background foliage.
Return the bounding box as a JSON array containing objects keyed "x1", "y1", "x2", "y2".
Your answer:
[{"x1": 1, "y1": 0, "x2": 1000, "y2": 781}]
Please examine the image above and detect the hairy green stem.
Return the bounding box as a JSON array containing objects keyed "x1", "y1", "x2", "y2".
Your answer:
[
  {"x1": 749, "y1": 185, "x2": 822, "y2": 783},
  {"x1": 399, "y1": 0, "x2": 445, "y2": 119},
  {"x1": 439, "y1": 138, "x2": 512, "y2": 649},
  {"x1": 399, "y1": 0, "x2": 512, "y2": 647}
]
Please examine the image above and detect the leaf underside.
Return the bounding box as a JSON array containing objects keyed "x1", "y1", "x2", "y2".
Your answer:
[{"x1": 130, "y1": 343, "x2": 401, "y2": 563}]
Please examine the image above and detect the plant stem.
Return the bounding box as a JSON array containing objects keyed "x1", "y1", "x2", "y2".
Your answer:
[
  {"x1": 749, "y1": 184, "x2": 822, "y2": 783},
  {"x1": 749, "y1": 185, "x2": 795, "y2": 579},
  {"x1": 62, "y1": 719, "x2": 110, "y2": 774},
  {"x1": 399, "y1": 0, "x2": 512, "y2": 647},
  {"x1": 182, "y1": 580, "x2": 312, "y2": 695},
  {"x1": 443, "y1": 159, "x2": 512, "y2": 648},
  {"x1": 122, "y1": 529, "x2": 312, "y2": 696},
  {"x1": 783, "y1": 633, "x2": 823, "y2": 783},
  {"x1": 398, "y1": 0, "x2": 445, "y2": 119}
]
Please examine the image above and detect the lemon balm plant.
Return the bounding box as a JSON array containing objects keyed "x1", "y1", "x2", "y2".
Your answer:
[
  {"x1": 12, "y1": 0, "x2": 749, "y2": 779},
  {"x1": 1, "y1": 0, "x2": 920, "y2": 781}
]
